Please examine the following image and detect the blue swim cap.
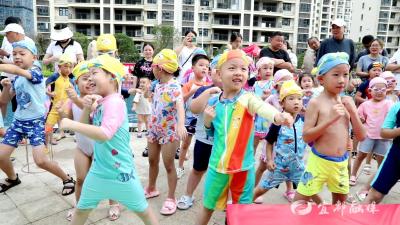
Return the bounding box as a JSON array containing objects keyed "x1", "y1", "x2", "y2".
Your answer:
[
  {"x1": 12, "y1": 39, "x2": 38, "y2": 55},
  {"x1": 316, "y1": 52, "x2": 349, "y2": 76}
]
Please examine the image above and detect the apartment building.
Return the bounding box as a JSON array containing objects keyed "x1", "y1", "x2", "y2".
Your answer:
[
  {"x1": 1, "y1": 0, "x2": 35, "y2": 37},
  {"x1": 34, "y1": 0, "x2": 372, "y2": 56},
  {"x1": 310, "y1": 0, "x2": 352, "y2": 41},
  {"x1": 349, "y1": 0, "x2": 380, "y2": 43},
  {"x1": 377, "y1": 0, "x2": 400, "y2": 55}
]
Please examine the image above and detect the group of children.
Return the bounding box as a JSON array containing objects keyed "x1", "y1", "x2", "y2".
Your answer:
[{"x1": 0, "y1": 32, "x2": 400, "y2": 225}]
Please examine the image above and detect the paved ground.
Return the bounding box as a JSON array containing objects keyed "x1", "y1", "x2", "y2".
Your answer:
[{"x1": 1, "y1": 133, "x2": 400, "y2": 225}]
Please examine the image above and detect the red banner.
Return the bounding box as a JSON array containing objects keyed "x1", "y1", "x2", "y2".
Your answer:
[{"x1": 227, "y1": 203, "x2": 400, "y2": 225}]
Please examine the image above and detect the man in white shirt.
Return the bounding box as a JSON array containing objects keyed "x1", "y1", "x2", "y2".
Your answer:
[{"x1": 386, "y1": 48, "x2": 400, "y2": 90}]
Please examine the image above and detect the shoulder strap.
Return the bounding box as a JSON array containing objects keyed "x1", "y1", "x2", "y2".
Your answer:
[{"x1": 181, "y1": 48, "x2": 197, "y2": 68}]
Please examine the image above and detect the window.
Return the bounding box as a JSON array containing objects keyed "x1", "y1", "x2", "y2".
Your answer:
[
  {"x1": 299, "y1": 3, "x2": 311, "y2": 12},
  {"x1": 147, "y1": 27, "x2": 153, "y2": 34},
  {"x1": 361, "y1": 14, "x2": 363, "y2": 20},
  {"x1": 360, "y1": 26, "x2": 362, "y2": 32},
  {"x1": 380, "y1": 11, "x2": 389, "y2": 18},
  {"x1": 147, "y1": 0, "x2": 157, "y2": 3},
  {"x1": 182, "y1": 11, "x2": 194, "y2": 21},
  {"x1": 282, "y1": 18, "x2": 291, "y2": 26},
  {"x1": 391, "y1": 13, "x2": 396, "y2": 18},
  {"x1": 162, "y1": 10, "x2": 174, "y2": 20},
  {"x1": 388, "y1": 37, "x2": 393, "y2": 42},
  {"x1": 378, "y1": 24, "x2": 387, "y2": 31},
  {"x1": 200, "y1": 0, "x2": 209, "y2": 6},
  {"x1": 59, "y1": 7, "x2": 69, "y2": 16},
  {"x1": 199, "y1": 13, "x2": 209, "y2": 21},
  {"x1": 298, "y1": 18, "x2": 310, "y2": 27},
  {"x1": 389, "y1": 25, "x2": 394, "y2": 31},
  {"x1": 199, "y1": 29, "x2": 209, "y2": 37},
  {"x1": 126, "y1": 0, "x2": 142, "y2": 3},
  {"x1": 115, "y1": 9, "x2": 123, "y2": 20},
  {"x1": 115, "y1": 25, "x2": 123, "y2": 33},
  {"x1": 362, "y1": 2, "x2": 365, "y2": 8},
  {"x1": 147, "y1": 11, "x2": 157, "y2": 19},
  {"x1": 183, "y1": 0, "x2": 194, "y2": 4},
  {"x1": 283, "y1": 3, "x2": 291, "y2": 11},
  {"x1": 297, "y1": 34, "x2": 308, "y2": 42},
  {"x1": 38, "y1": 22, "x2": 49, "y2": 32},
  {"x1": 37, "y1": 6, "x2": 49, "y2": 16},
  {"x1": 182, "y1": 27, "x2": 192, "y2": 36}
]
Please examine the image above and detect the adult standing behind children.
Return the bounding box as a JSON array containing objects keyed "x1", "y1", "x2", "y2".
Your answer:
[
  {"x1": 302, "y1": 37, "x2": 320, "y2": 74},
  {"x1": 132, "y1": 43, "x2": 155, "y2": 89},
  {"x1": 356, "y1": 39, "x2": 388, "y2": 80},
  {"x1": 176, "y1": 30, "x2": 200, "y2": 83},
  {"x1": 43, "y1": 24, "x2": 84, "y2": 72},
  {"x1": 316, "y1": 19, "x2": 355, "y2": 68},
  {"x1": 259, "y1": 31, "x2": 295, "y2": 74}
]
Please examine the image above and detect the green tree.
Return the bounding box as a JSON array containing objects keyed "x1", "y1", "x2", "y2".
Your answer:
[
  {"x1": 35, "y1": 33, "x2": 50, "y2": 59},
  {"x1": 73, "y1": 32, "x2": 90, "y2": 58},
  {"x1": 152, "y1": 25, "x2": 180, "y2": 53},
  {"x1": 114, "y1": 33, "x2": 140, "y2": 63},
  {"x1": 297, "y1": 51, "x2": 305, "y2": 69}
]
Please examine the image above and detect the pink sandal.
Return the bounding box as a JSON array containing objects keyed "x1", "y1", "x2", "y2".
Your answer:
[
  {"x1": 283, "y1": 190, "x2": 296, "y2": 202},
  {"x1": 108, "y1": 204, "x2": 120, "y2": 221},
  {"x1": 144, "y1": 188, "x2": 160, "y2": 199},
  {"x1": 160, "y1": 198, "x2": 177, "y2": 215}
]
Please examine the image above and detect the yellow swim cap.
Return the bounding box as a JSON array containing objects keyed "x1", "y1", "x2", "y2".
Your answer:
[
  {"x1": 279, "y1": 80, "x2": 303, "y2": 101},
  {"x1": 72, "y1": 60, "x2": 90, "y2": 81},
  {"x1": 96, "y1": 34, "x2": 117, "y2": 52},
  {"x1": 88, "y1": 54, "x2": 125, "y2": 84},
  {"x1": 153, "y1": 49, "x2": 179, "y2": 74},
  {"x1": 58, "y1": 53, "x2": 76, "y2": 66}
]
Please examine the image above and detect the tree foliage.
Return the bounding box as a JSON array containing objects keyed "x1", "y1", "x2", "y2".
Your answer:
[
  {"x1": 114, "y1": 33, "x2": 140, "y2": 63},
  {"x1": 73, "y1": 32, "x2": 90, "y2": 58},
  {"x1": 35, "y1": 33, "x2": 50, "y2": 59},
  {"x1": 152, "y1": 25, "x2": 180, "y2": 54}
]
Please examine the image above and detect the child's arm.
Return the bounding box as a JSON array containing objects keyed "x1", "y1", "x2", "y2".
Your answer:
[
  {"x1": 265, "y1": 142, "x2": 276, "y2": 171},
  {"x1": 0, "y1": 78, "x2": 14, "y2": 104},
  {"x1": 302, "y1": 98, "x2": 346, "y2": 143},
  {"x1": 183, "y1": 85, "x2": 200, "y2": 102},
  {"x1": 191, "y1": 87, "x2": 221, "y2": 114},
  {"x1": 354, "y1": 91, "x2": 366, "y2": 105},
  {"x1": 342, "y1": 96, "x2": 366, "y2": 141},
  {"x1": 61, "y1": 95, "x2": 124, "y2": 141},
  {"x1": 56, "y1": 99, "x2": 73, "y2": 120},
  {"x1": 0, "y1": 64, "x2": 35, "y2": 80},
  {"x1": 357, "y1": 103, "x2": 366, "y2": 123},
  {"x1": 176, "y1": 99, "x2": 188, "y2": 140},
  {"x1": 79, "y1": 95, "x2": 98, "y2": 124},
  {"x1": 66, "y1": 87, "x2": 84, "y2": 109},
  {"x1": 247, "y1": 94, "x2": 293, "y2": 126},
  {"x1": 380, "y1": 103, "x2": 400, "y2": 139}
]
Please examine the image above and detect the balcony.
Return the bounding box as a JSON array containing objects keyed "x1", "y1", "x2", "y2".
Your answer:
[
  {"x1": 69, "y1": 0, "x2": 101, "y2": 7},
  {"x1": 126, "y1": 15, "x2": 143, "y2": 21},
  {"x1": 392, "y1": 6, "x2": 400, "y2": 12},
  {"x1": 69, "y1": 13, "x2": 100, "y2": 23}
]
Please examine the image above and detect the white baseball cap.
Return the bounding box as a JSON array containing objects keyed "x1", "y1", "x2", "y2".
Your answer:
[
  {"x1": 0, "y1": 23, "x2": 25, "y2": 35},
  {"x1": 331, "y1": 18, "x2": 346, "y2": 27}
]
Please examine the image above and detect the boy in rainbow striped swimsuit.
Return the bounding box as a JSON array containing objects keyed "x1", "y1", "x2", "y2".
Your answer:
[{"x1": 196, "y1": 50, "x2": 293, "y2": 225}]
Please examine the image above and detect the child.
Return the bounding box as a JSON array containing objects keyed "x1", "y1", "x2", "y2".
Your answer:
[
  {"x1": 59, "y1": 61, "x2": 120, "y2": 221},
  {"x1": 355, "y1": 62, "x2": 384, "y2": 105},
  {"x1": 253, "y1": 80, "x2": 306, "y2": 202},
  {"x1": 196, "y1": 50, "x2": 293, "y2": 225},
  {"x1": 131, "y1": 77, "x2": 152, "y2": 139},
  {"x1": 266, "y1": 69, "x2": 294, "y2": 111},
  {"x1": 381, "y1": 71, "x2": 398, "y2": 103},
  {"x1": 0, "y1": 40, "x2": 75, "y2": 195},
  {"x1": 177, "y1": 54, "x2": 210, "y2": 179},
  {"x1": 349, "y1": 77, "x2": 392, "y2": 201},
  {"x1": 365, "y1": 101, "x2": 400, "y2": 204},
  {"x1": 145, "y1": 49, "x2": 187, "y2": 215},
  {"x1": 253, "y1": 57, "x2": 275, "y2": 152},
  {"x1": 59, "y1": 54, "x2": 158, "y2": 225},
  {"x1": 45, "y1": 53, "x2": 76, "y2": 144},
  {"x1": 298, "y1": 73, "x2": 315, "y2": 110},
  {"x1": 177, "y1": 55, "x2": 222, "y2": 210},
  {"x1": 294, "y1": 52, "x2": 366, "y2": 204}
]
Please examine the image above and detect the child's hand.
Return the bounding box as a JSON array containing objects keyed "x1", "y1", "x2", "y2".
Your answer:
[
  {"x1": 303, "y1": 89, "x2": 313, "y2": 97},
  {"x1": 331, "y1": 97, "x2": 348, "y2": 121},
  {"x1": 261, "y1": 89, "x2": 271, "y2": 100},
  {"x1": 204, "y1": 105, "x2": 216, "y2": 127},
  {"x1": 274, "y1": 112, "x2": 293, "y2": 127},
  {"x1": 208, "y1": 87, "x2": 221, "y2": 95},
  {"x1": 266, "y1": 159, "x2": 276, "y2": 171},
  {"x1": 66, "y1": 87, "x2": 78, "y2": 100},
  {"x1": 128, "y1": 88, "x2": 136, "y2": 95},
  {"x1": 341, "y1": 96, "x2": 357, "y2": 116},
  {"x1": 82, "y1": 95, "x2": 97, "y2": 111},
  {"x1": 177, "y1": 123, "x2": 188, "y2": 140},
  {"x1": 47, "y1": 91, "x2": 56, "y2": 98},
  {"x1": 0, "y1": 78, "x2": 11, "y2": 88},
  {"x1": 59, "y1": 118, "x2": 72, "y2": 131},
  {"x1": 351, "y1": 78, "x2": 362, "y2": 87}
]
